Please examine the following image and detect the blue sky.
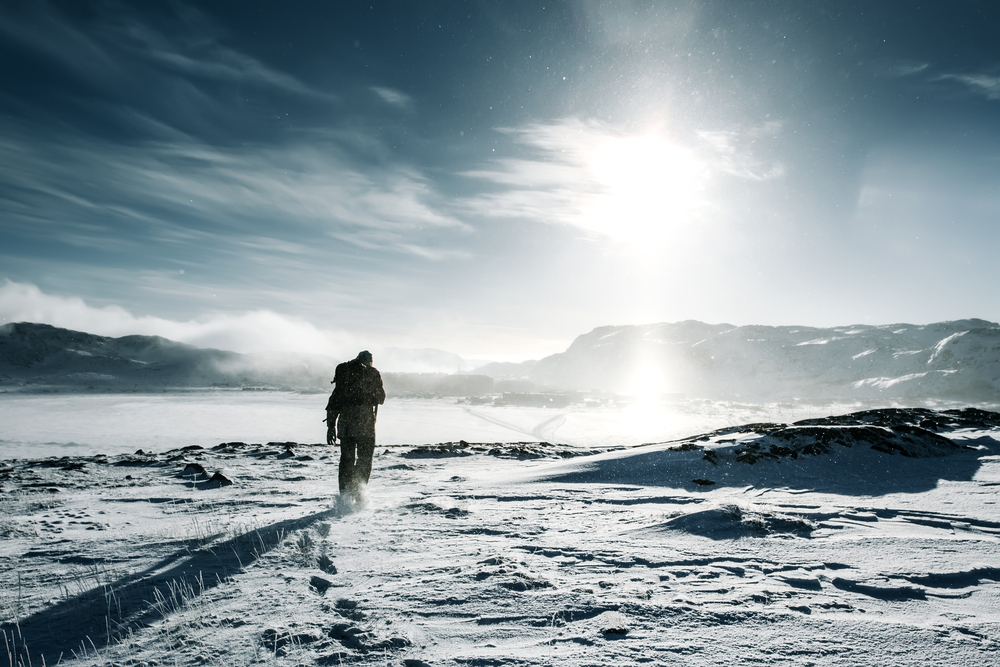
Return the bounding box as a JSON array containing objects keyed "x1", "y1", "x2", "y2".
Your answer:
[{"x1": 1, "y1": 1, "x2": 998, "y2": 362}]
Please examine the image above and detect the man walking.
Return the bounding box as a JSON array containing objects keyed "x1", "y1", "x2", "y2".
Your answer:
[{"x1": 326, "y1": 350, "x2": 386, "y2": 501}]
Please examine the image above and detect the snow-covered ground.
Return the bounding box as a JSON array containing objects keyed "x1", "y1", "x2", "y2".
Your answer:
[
  {"x1": 1, "y1": 402, "x2": 999, "y2": 666},
  {"x1": 1, "y1": 392, "x2": 990, "y2": 459}
]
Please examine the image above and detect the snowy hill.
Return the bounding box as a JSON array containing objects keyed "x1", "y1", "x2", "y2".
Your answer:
[
  {"x1": 475, "y1": 319, "x2": 1000, "y2": 401},
  {"x1": 0, "y1": 322, "x2": 340, "y2": 390},
  {"x1": 6, "y1": 319, "x2": 1000, "y2": 400}
]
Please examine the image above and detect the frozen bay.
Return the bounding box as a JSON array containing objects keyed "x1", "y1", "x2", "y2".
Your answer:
[{"x1": 0, "y1": 390, "x2": 990, "y2": 459}]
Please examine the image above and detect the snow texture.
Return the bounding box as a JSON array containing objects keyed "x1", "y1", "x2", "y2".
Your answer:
[{"x1": 1, "y1": 407, "x2": 999, "y2": 666}]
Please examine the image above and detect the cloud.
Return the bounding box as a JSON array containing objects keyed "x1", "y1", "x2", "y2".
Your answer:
[
  {"x1": 459, "y1": 117, "x2": 784, "y2": 243},
  {"x1": 141, "y1": 37, "x2": 329, "y2": 99},
  {"x1": 883, "y1": 61, "x2": 930, "y2": 78},
  {"x1": 0, "y1": 1, "x2": 329, "y2": 101},
  {"x1": 696, "y1": 121, "x2": 786, "y2": 181},
  {"x1": 0, "y1": 281, "x2": 510, "y2": 370},
  {"x1": 0, "y1": 122, "x2": 469, "y2": 260},
  {"x1": 939, "y1": 73, "x2": 1000, "y2": 100},
  {"x1": 0, "y1": 280, "x2": 357, "y2": 356},
  {"x1": 0, "y1": 2, "x2": 120, "y2": 84},
  {"x1": 371, "y1": 86, "x2": 414, "y2": 109}
]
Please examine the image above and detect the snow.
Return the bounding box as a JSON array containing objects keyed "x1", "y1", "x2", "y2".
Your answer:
[
  {"x1": 796, "y1": 338, "x2": 837, "y2": 346},
  {"x1": 0, "y1": 392, "x2": 937, "y2": 459},
  {"x1": 1, "y1": 401, "x2": 999, "y2": 666},
  {"x1": 516, "y1": 319, "x2": 1000, "y2": 400},
  {"x1": 929, "y1": 331, "x2": 969, "y2": 364}
]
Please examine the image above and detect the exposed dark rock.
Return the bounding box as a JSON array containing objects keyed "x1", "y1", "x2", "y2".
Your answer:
[
  {"x1": 214, "y1": 442, "x2": 247, "y2": 450},
  {"x1": 402, "y1": 442, "x2": 475, "y2": 458},
  {"x1": 403, "y1": 441, "x2": 607, "y2": 459},
  {"x1": 317, "y1": 555, "x2": 337, "y2": 574},
  {"x1": 661, "y1": 408, "x2": 990, "y2": 466},
  {"x1": 328, "y1": 623, "x2": 368, "y2": 651},
  {"x1": 180, "y1": 463, "x2": 208, "y2": 477},
  {"x1": 310, "y1": 576, "x2": 332, "y2": 594},
  {"x1": 260, "y1": 627, "x2": 324, "y2": 653},
  {"x1": 206, "y1": 472, "x2": 233, "y2": 487}
]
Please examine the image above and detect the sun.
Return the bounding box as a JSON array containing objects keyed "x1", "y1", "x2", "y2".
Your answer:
[{"x1": 584, "y1": 134, "x2": 707, "y2": 248}]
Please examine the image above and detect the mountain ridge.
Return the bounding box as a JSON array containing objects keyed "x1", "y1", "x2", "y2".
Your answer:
[
  {"x1": 0, "y1": 323, "x2": 493, "y2": 395},
  {"x1": 3, "y1": 319, "x2": 999, "y2": 401},
  {"x1": 472, "y1": 318, "x2": 1000, "y2": 401},
  {"x1": 0, "y1": 322, "x2": 338, "y2": 390}
]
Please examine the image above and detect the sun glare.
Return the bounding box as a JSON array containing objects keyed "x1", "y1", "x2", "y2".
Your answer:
[
  {"x1": 627, "y1": 362, "x2": 669, "y2": 399},
  {"x1": 585, "y1": 135, "x2": 706, "y2": 249}
]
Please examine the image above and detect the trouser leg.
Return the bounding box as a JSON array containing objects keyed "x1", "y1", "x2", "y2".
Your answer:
[
  {"x1": 355, "y1": 438, "x2": 376, "y2": 486},
  {"x1": 339, "y1": 438, "x2": 358, "y2": 494}
]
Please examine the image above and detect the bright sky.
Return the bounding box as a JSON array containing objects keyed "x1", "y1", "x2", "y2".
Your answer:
[{"x1": 1, "y1": 1, "x2": 998, "y2": 361}]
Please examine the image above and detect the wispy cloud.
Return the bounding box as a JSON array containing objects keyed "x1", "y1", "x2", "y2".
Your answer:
[
  {"x1": 0, "y1": 123, "x2": 469, "y2": 260},
  {"x1": 460, "y1": 118, "x2": 637, "y2": 234},
  {"x1": 459, "y1": 117, "x2": 784, "y2": 242},
  {"x1": 122, "y1": 18, "x2": 332, "y2": 99},
  {"x1": 883, "y1": 61, "x2": 931, "y2": 78},
  {"x1": 876, "y1": 61, "x2": 1000, "y2": 102},
  {"x1": 0, "y1": 0, "x2": 335, "y2": 157},
  {"x1": 939, "y1": 73, "x2": 1000, "y2": 100},
  {"x1": 696, "y1": 121, "x2": 786, "y2": 181},
  {"x1": 0, "y1": 281, "x2": 509, "y2": 368},
  {"x1": 0, "y1": 2, "x2": 120, "y2": 83},
  {"x1": 0, "y1": 2, "x2": 329, "y2": 100},
  {"x1": 0, "y1": 280, "x2": 357, "y2": 356},
  {"x1": 371, "y1": 86, "x2": 414, "y2": 109}
]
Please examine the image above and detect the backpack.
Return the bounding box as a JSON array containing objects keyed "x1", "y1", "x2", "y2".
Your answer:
[{"x1": 326, "y1": 359, "x2": 385, "y2": 410}]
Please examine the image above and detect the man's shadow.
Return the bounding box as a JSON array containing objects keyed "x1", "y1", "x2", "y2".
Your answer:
[{"x1": 2, "y1": 502, "x2": 355, "y2": 666}]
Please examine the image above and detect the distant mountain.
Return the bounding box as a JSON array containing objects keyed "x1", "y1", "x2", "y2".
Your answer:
[
  {"x1": 0, "y1": 322, "x2": 496, "y2": 396},
  {"x1": 472, "y1": 319, "x2": 1000, "y2": 402},
  {"x1": 6, "y1": 319, "x2": 999, "y2": 402},
  {"x1": 0, "y1": 322, "x2": 340, "y2": 391}
]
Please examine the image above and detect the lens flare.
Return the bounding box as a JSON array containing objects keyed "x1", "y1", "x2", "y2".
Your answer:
[
  {"x1": 626, "y1": 362, "x2": 669, "y2": 400},
  {"x1": 585, "y1": 134, "x2": 707, "y2": 249}
]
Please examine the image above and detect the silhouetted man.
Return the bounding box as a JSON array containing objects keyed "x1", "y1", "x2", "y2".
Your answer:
[{"x1": 326, "y1": 350, "x2": 386, "y2": 500}]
